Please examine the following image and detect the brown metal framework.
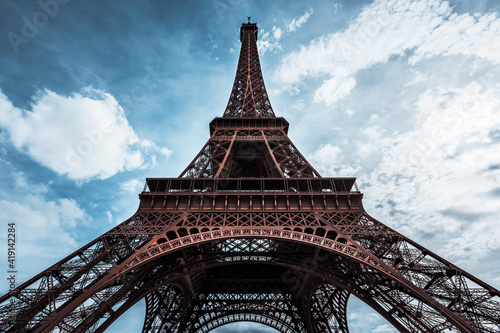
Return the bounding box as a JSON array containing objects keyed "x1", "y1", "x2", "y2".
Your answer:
[
  {"x1": 223, "y1": 22, "x2": 274, "y2": 118},
  {"x1": 1, "y1": 21, "x2": 499, "y2": 333}
]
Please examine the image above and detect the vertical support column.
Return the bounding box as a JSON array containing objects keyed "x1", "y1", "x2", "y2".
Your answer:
[
  {"x1": 142, "y1": 285, "x2": 184, "y2": 332},
  {"x1": 306, "y1": 282, "x2": 350, "y2": 333}
]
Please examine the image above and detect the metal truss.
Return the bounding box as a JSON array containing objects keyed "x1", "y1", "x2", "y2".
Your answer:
[
  {"x1": 2, "y1": 200, "x2": 498, "y2": 332},
  {"x1": 223, "y1": 22, "x2": 274, "y2": 118},
  {"x1": 307, "y1": 283, "x2": 349, "y2": 333},
  {"x1": 181, "y1": 21, "x2": 319, "y2": 179},
  {"x1": 180, "y1": 125, "x2": 321, "y2": 178},
  {"x1": 1, "y1": 20, "x2": 499, "y2": 333},
  {"x1": 142, "y1": 285, "x2": 184, "y2": 332}
]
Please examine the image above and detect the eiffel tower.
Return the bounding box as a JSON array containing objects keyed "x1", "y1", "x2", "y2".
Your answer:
[{"x1": 1, "y1": 20, "x2": 500, "y2": 333}]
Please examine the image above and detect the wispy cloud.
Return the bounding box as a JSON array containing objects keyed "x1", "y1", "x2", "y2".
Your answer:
[
  {"x1": 0, "y1": 172, "x2": 88, "y2": 290},
  {"x1": 287, "y1": 8, "x2": 314, "y2": 32},
  {"x1": 347, "y1": 298, "x2": 397, "y2": 332},
  {"x1": 275, "y1": 0, "x2": 500, "y2": 104},
  {"x1": 360, "y1": 81, "x2": 500, "y2": 263},
  {"x1": 258, "y1": 9, "x2": 314, "y2": 55},
  {"x1": 258, "y1": 26, "x2": 283, "y2": 55},
  {"x1": 313, "y1": 75, "x2": 356, "y2": 106},
  {"x1": 309, "y1": 143, "x2": 361, "y2": 176},
  {"x1": 120, "y1": 179, "x2": 144, "y2": 192}
]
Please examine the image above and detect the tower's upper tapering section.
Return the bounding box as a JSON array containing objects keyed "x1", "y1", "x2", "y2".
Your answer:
[{"x1": 223, "y1": 22, "x2": 275, "y2": 118}]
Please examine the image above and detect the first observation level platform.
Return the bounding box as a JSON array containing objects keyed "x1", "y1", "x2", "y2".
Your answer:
[
  {"x1": 140, "y1": 178, "x2": 363, "y2": 211},
  {"x1": 210, "y1": 117, "x2": 289, "y2": 135}
]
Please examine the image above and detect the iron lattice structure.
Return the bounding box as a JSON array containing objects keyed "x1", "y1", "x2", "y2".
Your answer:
[{"x1": 1, "y1": 21, "x2": 500, "y2": 333}]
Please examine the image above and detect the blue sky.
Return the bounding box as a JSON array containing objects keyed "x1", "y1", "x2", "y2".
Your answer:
[{"x1": 1, "y1": 0, "x2": 500, "y2": 332}]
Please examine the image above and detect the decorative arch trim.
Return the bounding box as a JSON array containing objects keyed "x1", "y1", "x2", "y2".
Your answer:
[{"x1": 115, "y1": 227, "x2": 396, "y2": 278}]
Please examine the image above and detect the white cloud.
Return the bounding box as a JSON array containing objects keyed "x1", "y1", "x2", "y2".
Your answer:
[
  {"x1": 276, "y1": 0, "x2": 500, "y2": 104},
  {"x1": 106, "y1": 210, "x2": 113, "y2": 224},
  {"x1": 347, "y1": 301, "x2": 392, "y2": 333},
  {"x1": 356, "y1": 125, "x2": 385, "y2": 158},
  {"x1": 0, "y1": 171, "x2": 90, "y2": 292},
  {"x1": 348, "y1": 311, "x2": 381, "y2": 322},
  {"x1": 409, "y1": 11, "x2": 500, "y2": 65},
  {"x1": 309, "y1": 143, "x2": 362, "y2": 177},
  {"x1": 13, "y1": 171, "x2": 49, "y2": 194},
  {"x1": 361, "y1": 126, "x2": 381, "y2": 139},
  {"x1": 292, "y1": 99, "x2": 306, "y2": 110},
  {"x1": 0, "y1": 88, "x2": 170, "y2": 182},
  {"x1": 313, "y1": 76, "x2": 356, "y2": 106},
  {"x1": 0, "y1": 193, "x2": 87, "y2": 289},
  {"x1": 287, "y1": 8, "x2": 314, "y2": 32},
  {"x1": 258, "y1": 26, "x2": 283, "y2": 55},
  {"x1": 120, "y1": 179, "x2": 144, "y2": 192},
  {"x1": 310, "y1": 143, "x2": 342, "y2": 166},
  {"x1": 360, "y1": 81, "x2": 500, "y2": 263},
  {"x1": 258, "y1": 9, "x2": 313, "y2": 55},
  {"x1": 273, "y1": 27, "x2": 282, "y2": 40},
  {"x1": 0, "y1": 196, "x2": 85, "y2": 245},
  {"x1": 372, "y1": 324, "x2": 398, "y2": 333}
]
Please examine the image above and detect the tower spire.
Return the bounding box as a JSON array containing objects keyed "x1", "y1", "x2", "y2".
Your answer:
[{"x1": 223, "y1": 22, "x2": 275, "y2": 118}]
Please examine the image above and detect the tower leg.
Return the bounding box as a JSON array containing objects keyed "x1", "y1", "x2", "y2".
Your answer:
[
  {"x1": 304, "y1": 283, "x2": 349, "y2": 333},
  {"x1": 312, "y1": 284, "x2": 349, "y2": 333},
  {"x1": 142, "y1": 285, "x2": 184, "y2": 332}
]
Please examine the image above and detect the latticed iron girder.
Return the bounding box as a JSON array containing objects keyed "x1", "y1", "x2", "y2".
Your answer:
[
  {"x1": 180, "y1": 128, "x2": 320, "y2": 178},
  {"x1": 149, "y1": 261, "x2": 341, "y2": 333},
  {"x1": 142, "y1": 285, "x2": 184, "y2": 333},
  {"x1": 183, "y1": 290, "x2": 305, "y2": 332},
  {"x1": 304, "y1": 282, "x2": 350, "y2": 333},
  {"x1": 2, "y1": 202, "x2": 499, "y2": 332},
  {"x1": 180, "y1": 22, "x2": 320, "y2": 179},
  {"x1": 223, "y1": 23, "x2": 274, "y2": 118}
]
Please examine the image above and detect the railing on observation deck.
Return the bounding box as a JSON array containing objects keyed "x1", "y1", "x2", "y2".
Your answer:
[
  {"x1": 143, "y1": 177, "x2": 360, "y2": 194},
  {"x1": 139, "y1": 178, "x2": 363, "y2": 211}
]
